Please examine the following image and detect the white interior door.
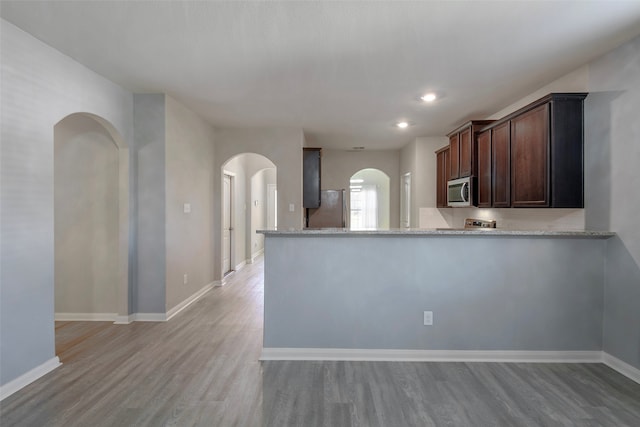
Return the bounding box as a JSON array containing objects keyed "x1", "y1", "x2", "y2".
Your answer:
[
  {"x1": 401, "y1": 173, "x2": 411, "y2": 228},
  {"x1": 223, "y1": 174, "x2": 232, "y2": 274}
]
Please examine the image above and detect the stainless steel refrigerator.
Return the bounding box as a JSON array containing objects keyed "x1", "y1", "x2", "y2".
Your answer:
[{"x1": 306, "y1": 189, "x2": 346, "y2": 228}]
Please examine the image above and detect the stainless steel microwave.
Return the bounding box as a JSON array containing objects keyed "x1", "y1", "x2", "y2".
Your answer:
[{"x1": 447, "y1": 177, "x2": 472, "y2": 207}]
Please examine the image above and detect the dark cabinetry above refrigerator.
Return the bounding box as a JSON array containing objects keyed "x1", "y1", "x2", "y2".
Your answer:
[{"x1": 303, "y1": 147, "x2": 321, "y2": 208}]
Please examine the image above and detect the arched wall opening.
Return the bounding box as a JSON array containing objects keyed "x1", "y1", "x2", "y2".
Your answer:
[
  {"x1": 349, "y1": 168, "x2": 390, "y2": 230},
  {"x1": 220, "y1": 153, "x2": 276, "y2": 279},
  {"x1": 53, "y1": 113, "x2": 130, "y2": 322}
]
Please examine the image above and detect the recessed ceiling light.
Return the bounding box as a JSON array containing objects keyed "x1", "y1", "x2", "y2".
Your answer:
[
  {"x1": 421, "y1": 93, "x2": 437, "y2": 102},
  {"x1": 396, "y1": 121, "x2": 409, "y2": 129}
]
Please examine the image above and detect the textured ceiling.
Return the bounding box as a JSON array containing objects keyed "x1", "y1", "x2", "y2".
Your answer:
[{"x1": 3, "y1": 1, "x2": 640, "y2": 150}]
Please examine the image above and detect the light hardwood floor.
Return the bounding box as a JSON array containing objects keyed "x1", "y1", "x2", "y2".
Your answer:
[{"x1": 2, "y1": 256, "x2": 640, "y2": 426}]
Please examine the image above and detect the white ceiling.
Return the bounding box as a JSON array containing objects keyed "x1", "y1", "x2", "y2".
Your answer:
[{"x1": 3, "y1": 1, "x2": 640, "y2": 150}]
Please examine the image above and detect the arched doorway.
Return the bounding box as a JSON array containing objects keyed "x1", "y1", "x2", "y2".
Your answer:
[
  {"x1": 54, "y1": 113, "x2": 130, "y2": 322},
  {"x1": 349, "y1": 168, "x2": 390, "y2": 230},
  {"x1": 221, "y1": 153, "x2": 276, "y2": 279}
]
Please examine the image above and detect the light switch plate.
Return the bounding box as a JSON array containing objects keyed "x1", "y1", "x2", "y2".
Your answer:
[{"x1": 423, "y1": 311, "x2": 433, "y2": 326}]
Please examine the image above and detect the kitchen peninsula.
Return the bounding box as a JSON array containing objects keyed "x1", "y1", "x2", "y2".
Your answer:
[{"x1": 259, "y1": 228, "x2": 614, "y2": 362}]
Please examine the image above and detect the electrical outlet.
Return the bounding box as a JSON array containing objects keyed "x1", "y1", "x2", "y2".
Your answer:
[
  {"x1": 423, "y1": 311, "x2": 433, "y2": 326},
  {"x1": 183, "y1": 274, "x2": 188, "y2": 285}
]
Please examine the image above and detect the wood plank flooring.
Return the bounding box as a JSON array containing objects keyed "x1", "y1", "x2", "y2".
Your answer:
[{"x1": 2, "y1": 256, "x2": 640, "y2": 426}]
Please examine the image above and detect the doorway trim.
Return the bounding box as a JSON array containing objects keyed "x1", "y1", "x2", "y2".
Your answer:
[{"x1": 222, "y1": 171, "x2": 236, "y2": 281}]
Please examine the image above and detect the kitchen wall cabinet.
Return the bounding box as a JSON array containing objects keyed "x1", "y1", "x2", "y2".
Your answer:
[
  {"x1": 476, "y1": 129, "x2": 492, "y2": 207},
  {"x1": 491, "y1": 121, "x2": 511, "y2": 208},
  {"x1": 447, "y1": 120, "x2": 494, "y2": 180},
  {"x1": 459, "y1": 127, "x2": 473, "y2": 178},
  {"x1": 435, "y1": 146, "x2": 450, "y2": 208},
  {"x1": 511, "y1": 104, "x2": 549, "y2": 206},
  {"x1": 475, "y1": 93, "x2": 586, "y2": 208},
  {"x1": 476, "y1": 122, "x2": 511, "y2": 208},
  {"x1": 303, "y1": 147, "x2": 321, "y2": 208},
  {"x1": 509, "y1": 93, "x2": 586, "y2": 208},
  {"x1": 448, "y1": 134, "x2": 459, "y2": 180},
  {"x1": 439, "y1": 93, "x2": 585, "y2": 209}
]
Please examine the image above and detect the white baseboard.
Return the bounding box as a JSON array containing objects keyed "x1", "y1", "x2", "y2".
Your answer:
[
  {"x1": 260, "y1": 348, "x2": 603, "y2": 363},
  {"x1": 603, "y1": 352, "x2": 640, "y2": 384},
  {"x1": 218, "y1": 261, "x2": 249, "y2": 286},
  {"x1": 132, "y1": 313, "x2": 168, "y2": 322},
  {"x1": 0, "y1": 357, "x2": 61, "y2": 401},
  {"x1": 115, "y1": 282, "x2": 215, "y2": 323},
  {"x1": 249, "y1": 248, "x2": 264, "y2": 263},
  {"x1": 166, "y1": 282, "x2": 213, "y2": 321},
  {"x1": 55, "y1": 312, "x2": 117, "y2": 322},
  {"x1": 114, "y1": 314, "x2": 134, "y2": 324},
  {"x1": 260, "y1": 348, "x2": 640, "y2": 384},
  {"x1": 54, "y1": 312, "x2": 168, "y2": 322}
]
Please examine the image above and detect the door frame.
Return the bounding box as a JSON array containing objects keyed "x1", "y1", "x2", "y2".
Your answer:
[{"x1": 222, "y1": 171, "x2": 236, "y2": 277}]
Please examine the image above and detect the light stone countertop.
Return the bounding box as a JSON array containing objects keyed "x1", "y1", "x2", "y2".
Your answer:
[{"x1": 258, "y1": 228, "x2": 616, "y2": 238}]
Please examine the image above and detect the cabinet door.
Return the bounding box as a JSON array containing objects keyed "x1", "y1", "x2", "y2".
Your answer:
[
  {"x1": 303, "y1": 148, "x2": 321, "y2": 208},
  {"x1": 435, "y1": 147, "x2": 450, "y2": 208},
  {"x1": 492, "y1": 121, "x2": 511, "y2": 207},
  {"x1": 511, "y1": 103, "x2": 549, "y2": 207},
  {"x1": 476, "y1": 129, "x2": 491, "y2": 207},
  {"x1": 449, "y1": 133, "x2": 460, "y2": 180},
  {"x1": 458, "y1": 127, "x2": 473, "y2": 178}
]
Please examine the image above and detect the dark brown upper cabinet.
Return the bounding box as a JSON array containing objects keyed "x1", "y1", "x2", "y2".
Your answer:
[
  {"x1": 435, "y1": 146, "x2": 450, "y2": 208},
  {"x1": 476, "y1": 129, "x2": 492, "y2": 207},
  {"x1": 447, "y1": 121, "x2": 495, "y2": 180},
  {"x1": 491, "y1": 121, "x2": 511, "y2": 208},
  {"x1": 511, "y1": 103, "x2": 549, "y2": 206},
  {"x1": 476, "y1": 93, "x2": 586, "y2": 208},
  {"x1": 303, "y1": 147, "x2": 322, "y2": 208},
  {"x1": 448, "y1": 133, "x2": 460, "y2": 180},
  {"x1": 459, "y1": 127, "x2": 473, "y2": 178},
  {"x1": 477, "y1": 121, "x2": 511, "y2": 208},
  {"x1": 510, "y1": 94, "x2": 586, "y2": 207}
]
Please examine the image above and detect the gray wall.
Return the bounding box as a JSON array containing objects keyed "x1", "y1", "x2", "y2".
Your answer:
[
  {"x1": 264, "y1": 235, "x2": 605, "y2": 351},
  {"x1": 0, "y1": 20, "x2": 133, "y2": 386},
  {"x1": 135, "y1": 94, "x2": 217, "y2": 312},
  {"x1": 134, "y1": 94, "x2": 166, "y2": 313},
  {"x1": 54, "y1": 114, "x2": 119, "y2": 314},
  {"x1": 585, "y1": 34, "x2": 640, "y2": 370},
  {"x1": 165, "y1": 96, "x2": 216, "y2": 311}
]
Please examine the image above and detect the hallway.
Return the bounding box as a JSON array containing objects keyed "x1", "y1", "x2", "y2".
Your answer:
[
  {"x1": 2, "y1": 256, "x2": 640, "y2": 426},
  {"x1": 2, "y1": 259, "x2": 265, "y2": 426}
]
